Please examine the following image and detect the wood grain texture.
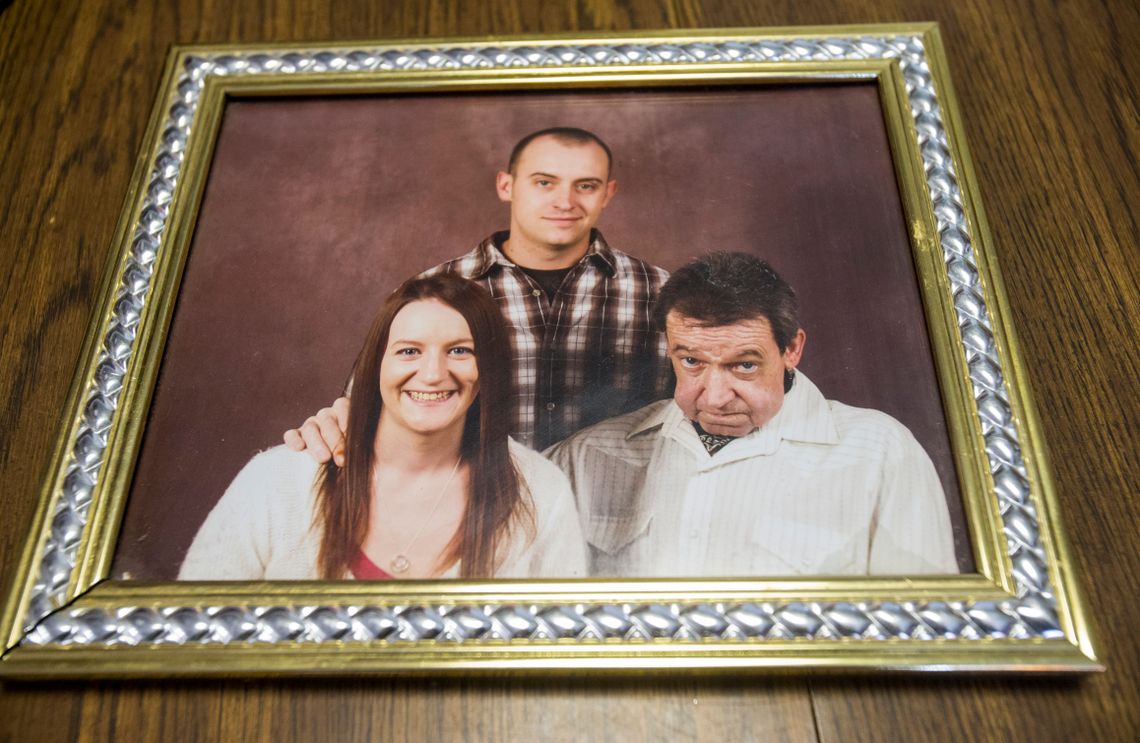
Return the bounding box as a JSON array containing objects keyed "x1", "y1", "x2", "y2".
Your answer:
[{"x1": 1, "y1": 1, "x2": 1137, "y2": 742}]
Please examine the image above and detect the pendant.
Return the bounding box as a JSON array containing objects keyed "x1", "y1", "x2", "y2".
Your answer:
[{"x1": 390, "y1": 555, "x2": 411, "y2": 574}]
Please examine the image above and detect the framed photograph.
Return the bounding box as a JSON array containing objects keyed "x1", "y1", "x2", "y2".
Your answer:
[{"x1": 0, "y1": 24, "x2": 1099, "y2": 676}]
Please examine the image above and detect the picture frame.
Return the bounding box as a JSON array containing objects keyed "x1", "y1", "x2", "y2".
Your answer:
[{"x1": 0, "y1": 23, "x2": 1100, "y2": 676}]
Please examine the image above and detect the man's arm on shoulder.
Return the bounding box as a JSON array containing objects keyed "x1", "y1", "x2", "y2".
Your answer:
[{"x1": 282, "y1": 396, "x2": 349, "y2": 466}]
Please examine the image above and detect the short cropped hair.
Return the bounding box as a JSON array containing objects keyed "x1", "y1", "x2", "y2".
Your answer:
[
  {"x1": 653, "y1": 252, "x2": 802, "y2": 353},
  {"x1": 507, "y1": 127, "x2": 613, "y2": 177}
]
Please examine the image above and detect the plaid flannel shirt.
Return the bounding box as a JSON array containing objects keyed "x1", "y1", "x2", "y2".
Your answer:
[{"x1": 424, "y1": 230, "x2": 672, "y2": 450}]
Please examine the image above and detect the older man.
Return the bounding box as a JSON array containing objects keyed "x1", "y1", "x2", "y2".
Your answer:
[{"x1": 546, "y1": 252, "x2": 959, "y2": 577}]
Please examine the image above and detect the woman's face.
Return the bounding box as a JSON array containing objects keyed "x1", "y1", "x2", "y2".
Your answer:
[{"x1": 378, "y1": 299, "x2": 480, "y2": 438}]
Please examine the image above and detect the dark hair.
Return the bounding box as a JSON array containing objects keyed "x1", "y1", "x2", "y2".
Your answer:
[
  {"x1": 316, "y1": 274, "x2": 530, "y2": 579},
  {"x1": 507, "y1": 127, "x2": 613, "y2": 177},
  {"x1": 652, "y1": 252, "x2": 802, "y2": 352}
]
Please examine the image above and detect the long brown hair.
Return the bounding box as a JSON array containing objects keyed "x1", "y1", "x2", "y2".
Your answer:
[{"x1": 316, "y1": 274, "x2": 530, "y2": 578}]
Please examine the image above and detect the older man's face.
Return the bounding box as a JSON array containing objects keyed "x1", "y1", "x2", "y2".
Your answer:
[{"x1": 665, "y1": 310, "x2": 806, "y2": 437}]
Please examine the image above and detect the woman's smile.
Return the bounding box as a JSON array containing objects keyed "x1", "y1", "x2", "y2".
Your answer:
[{"x1": 404, "y1": 390, "x2": 457, "y2": 403}]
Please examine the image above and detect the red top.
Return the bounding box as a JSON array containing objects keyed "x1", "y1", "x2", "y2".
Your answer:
[{"x1": 351, "y1": 549, "x2": 395, "y2": 580}]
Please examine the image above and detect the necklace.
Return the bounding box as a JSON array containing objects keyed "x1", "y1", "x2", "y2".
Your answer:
[{"x1": 388, "y1": 457, "x2": 463, "y2": 574}]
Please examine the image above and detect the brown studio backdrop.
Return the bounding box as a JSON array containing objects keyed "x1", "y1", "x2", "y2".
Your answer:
[{"x1": 112, "y1": 83, "x2": 970, "y2": 578}]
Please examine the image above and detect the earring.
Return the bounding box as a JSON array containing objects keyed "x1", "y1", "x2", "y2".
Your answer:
[{"x1": 783, "y1": 368, "x2": 796, "y2": 393}]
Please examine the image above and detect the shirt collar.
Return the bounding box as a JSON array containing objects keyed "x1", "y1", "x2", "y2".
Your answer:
[
  {"x1": 469, "y1": 230, "x2": 617, "y2": 278},
  {"x1": 629, "y1": 398, "x2": 686, "y2": 438},
  {"x1": 468, "y1": 231, "x2": 515, "y2": 278},
  {"x1": 629, "y1": 372, "x2": 840, "y2": 462},
  {"x1": 582, "y1": 230, "x2": 618, "y2": 275},
  {"x1": 757, "y1": 372, "x2": 840, "y2": 448}
]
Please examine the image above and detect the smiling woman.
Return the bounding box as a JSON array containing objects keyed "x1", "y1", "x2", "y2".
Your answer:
[
  {"x1": 178, "y1": 274, "x2": 587, "y2": 580},
  {"x1": 379, "y1": 299, "x2": 481, "y2": 439}
]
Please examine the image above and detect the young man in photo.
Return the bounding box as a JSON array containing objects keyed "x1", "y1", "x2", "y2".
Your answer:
[{"x1": 285, "y1": 127, "x2": 671, "y2": 457}]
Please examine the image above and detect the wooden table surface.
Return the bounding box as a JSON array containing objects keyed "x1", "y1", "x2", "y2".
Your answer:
[{"x1": 2, "y1": 1, "x2": 1137, "y2": 740}]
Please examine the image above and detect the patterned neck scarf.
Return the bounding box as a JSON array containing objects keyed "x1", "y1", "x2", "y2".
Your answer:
[{"x1": 692, "y1": 421, "x2": 737, "y2": 455}]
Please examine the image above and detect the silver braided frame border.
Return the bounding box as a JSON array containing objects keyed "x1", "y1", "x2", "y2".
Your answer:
[{"x1": 20, "y1": 35, "x2": 1061, "y2": 648}]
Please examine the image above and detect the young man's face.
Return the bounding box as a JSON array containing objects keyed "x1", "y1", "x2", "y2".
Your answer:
[
  {"x1": 496, "y1": 136, "x2": 617, "y2": 261},
  {"x1": 666, "y1": 310, "x2": 806, "y2": 437}
]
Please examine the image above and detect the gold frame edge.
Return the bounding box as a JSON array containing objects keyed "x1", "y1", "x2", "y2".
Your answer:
[{"x1": 1, "y1": 25, "x2": 1101, "y2": 676}]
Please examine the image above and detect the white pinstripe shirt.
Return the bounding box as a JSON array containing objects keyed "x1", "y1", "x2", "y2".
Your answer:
[
  {"x1": 424, "y1": 231, "x2": 671, "y2": 449},
  {"x1": 546, "y1": 373, "x2": 959, "y2": 577}
]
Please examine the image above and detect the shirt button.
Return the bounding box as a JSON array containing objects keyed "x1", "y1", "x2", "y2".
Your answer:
[
  {"x1": 689, "y1": 530, "x2": 700, "y2": 539},
  {"x1": 545, "y1": 402, "x2": 556, "y2": 411},
  {"x1": 532, "y1": 289, "x2": 542, "y2": 297}
]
